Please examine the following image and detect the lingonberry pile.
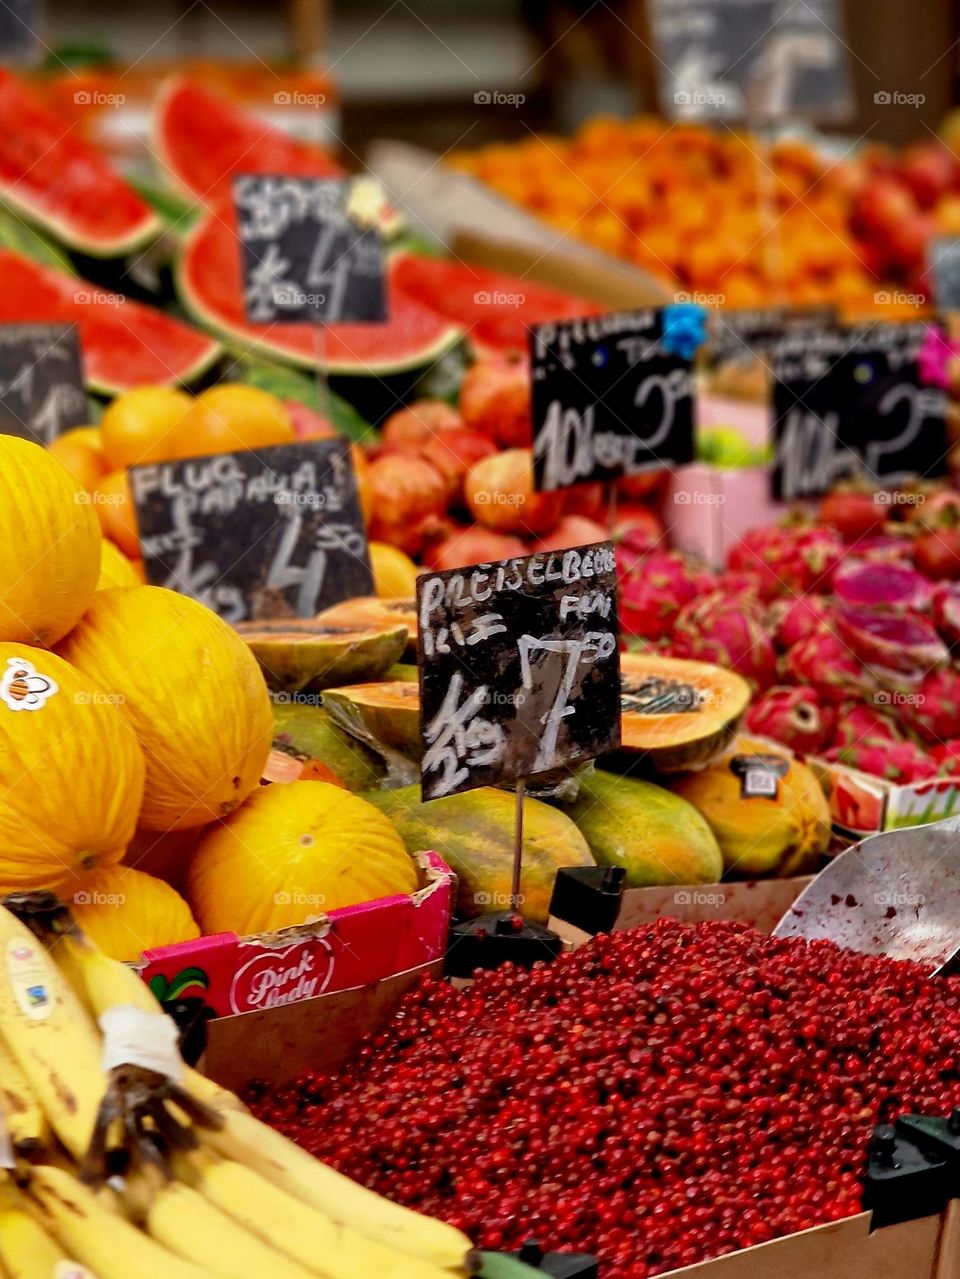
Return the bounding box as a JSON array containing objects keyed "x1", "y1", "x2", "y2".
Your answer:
[{"x1": 249, "y1": 921, "x2": 960, "y2": 1279}]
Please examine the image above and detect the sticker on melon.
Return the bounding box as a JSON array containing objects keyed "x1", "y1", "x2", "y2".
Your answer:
[
  {"x1": 0, "y1": 250, "x2": 221, "y2": 395},
  {"x1": 389, "y1": 252, "x2": 603, "y2": 358},
  {"x1": 616, "y1": 653, "x2": 751, "y2": 774},
  {"x1": 0, "y1": 69, "x2": 160, "y2": 256},
  {"x1": 178, "y1": 208, "x2": 462, "y2": 418}
]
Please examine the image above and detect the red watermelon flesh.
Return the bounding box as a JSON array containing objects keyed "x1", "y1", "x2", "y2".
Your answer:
[
  {"x1": 154, "y1": 76, "x2": 342, "y2": 204},
  {"x1": 178, "y1": 204, "x2": 462, "y2": 373},
  {"x1": 390, "y1": 253, "x2": 604, "y2": 357},
  {"x1": 0, "y1": 250, "x2": 221, "y2": 394},
  {"x1": 0, "y1": 69, "x2": 159, "y2": 256}
]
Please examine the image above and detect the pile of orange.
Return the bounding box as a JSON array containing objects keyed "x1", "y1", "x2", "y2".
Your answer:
[{"x1": 450, "y1": 118, "x2": 892, "y2": 314}]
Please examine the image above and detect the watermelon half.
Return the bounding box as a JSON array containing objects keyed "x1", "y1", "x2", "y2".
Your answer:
[
  {"x1": 0, "y1": 250, "x2": 222, "y2": 395},
  {"x1": 0, "y1": 69, "x2": 160, "y2": 257},
  {"x1": 153, "y1": 76, "x2": 343, "y2": 204},
  {"x1": 390, "y1": 254, "x2": 604, "y2": 358}
]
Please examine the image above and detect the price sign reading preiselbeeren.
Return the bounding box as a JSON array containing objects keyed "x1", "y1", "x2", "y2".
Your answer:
[
  {"x1": 416, "y1": 543, "x2": 621, "y2": 800},
  {"x1": 771, "y1": 321, "x2": 948, "y2": 500},
  {"x1": 130, "y1": 439, "x2": 372, "y2": 623},
  {"x1": 530, "y1": 309, "x2": 699, "y2": 493},
  {"x1": 0, "y1": 324, "x2": 87, "y2": 445},
  {"x1": 233, "y1": 175, "x2": 387, "y2": 326}
]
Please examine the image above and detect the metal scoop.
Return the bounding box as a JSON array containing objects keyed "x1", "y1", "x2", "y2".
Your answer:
[{"x1": 773, "y1": 817, "x2": 960, "y2": 976}]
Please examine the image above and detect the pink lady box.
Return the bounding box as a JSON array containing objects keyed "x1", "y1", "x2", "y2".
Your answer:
[
  {"x1": 815, "y1": 759, "x2": 960, "y2": 840},
  {"x1": 136, "y1": 850, "x2": 453, "y2": 1026}
]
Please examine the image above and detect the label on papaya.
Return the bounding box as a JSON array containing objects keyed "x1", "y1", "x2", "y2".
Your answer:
[
  {"x1": 7, "y1": 939, "x2": 52, "y2": 1021},
  {"x1": 0, "y1": 656, "x2": 59, "y2": 712},
  {"x1": 530, "y1": 307, "x2": 702, "y2": 492},
  {"x1": 730, "y1": 753, "x2": 789, "y2": 800},
  {"x1": 416, "y1": 543, "x2": 621, "y2": 800},
  {"x1": 54, "y1": 1265, "x2": 97, "y2": 1279},
  {"x1": 0, "y1": 323, "x2": 87, "y2": 446},
  {"x1": 129, "y1": 439, "x2": 373, "y2": 622},
  {"x1": 233, "y1": 175, "x2": 387, "y2": 325}
]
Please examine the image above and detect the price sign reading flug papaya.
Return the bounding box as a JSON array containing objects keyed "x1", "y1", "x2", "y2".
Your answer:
[
  {"x1": 530, "y1": 308, "x2": 699, "y2": 493},
  {"x1": 416, "y1": 542, "x2": 621, "y2": 801},
  {"x1": 0, "y1": 324, "x2": 87, "y2": 445},
  {"x1": 234, "y1": 175, "x2": 387, "y2": 326},
  {"x1": 771, "y1": 321, "x2": 948, "y2": 501},
  {"x1": 130, "y1": 439, "x2": 373, "y2": 623}
]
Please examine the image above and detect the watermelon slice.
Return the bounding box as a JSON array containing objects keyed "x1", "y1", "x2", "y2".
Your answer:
[
  {"x1": 0, "y1": 250, "x2": 221, "y2": 395},
  {"x1": 390, "y1": 254, "x2": 604, "y2": 358},
  {"x1": 153, "y1": 76, "x2": 343, "y2": 204},
  {"x1": 0, "y1": 69, "x2": 160, "y2": 257},
  {"x1": 178, "y1": 203, "x2": 462, "y2": 376}
]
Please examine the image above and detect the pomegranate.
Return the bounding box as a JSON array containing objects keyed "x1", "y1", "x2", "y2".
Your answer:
[
  {"x1": 464, "y1": 448, "x2": 563, "y2": 535},
  {"x1": 422, "y1": 524, "x2": 526, "y2": 571},
  {"x1": 381, "y1": 400, "x2": 463, "y2": 450},
  {"x1": 533, "y1": 515, "x2": 608, "y2": 553},
  {"x1": 459, "y1": 356, "x2": 531, "y2": 448}
]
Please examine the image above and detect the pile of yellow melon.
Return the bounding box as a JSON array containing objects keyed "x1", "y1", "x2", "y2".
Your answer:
[{"x1": 0, "y1": 431, "x2": 420, "y2": 965}]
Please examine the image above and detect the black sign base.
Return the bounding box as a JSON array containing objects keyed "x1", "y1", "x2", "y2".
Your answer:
[
  {"x1": 548, "y1": 866, "x2": 626, "y2": 935},
  {"x1": 862, "y1": 1124, "x2": 950, "y2": 1229},
  {"x1": 507, "y1": 1241, "x2": 599, "y2": 1278},
  {"x1": 445, "y1": 911, "x2": 562, "y2": 978}
]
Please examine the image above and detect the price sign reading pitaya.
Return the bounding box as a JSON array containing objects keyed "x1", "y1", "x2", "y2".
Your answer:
[
  {"x1": 130, "y1": 439, "x2": 373, "y2": 623},
  {"x1": 771, "y1": 321, "x2": 949, "y2": 501},
  {"x1": 0, "y1": 324, "x2": 87, "y2": 445},
  {"x1": 530, "y1": 306, "x2": 702, "y2": 494},
  {"x1": 416, "y1": 543, "x2": 621, "y2": 800},
  {"x1": 233, "y1": 175, "x2": 387, "y2": 326}
]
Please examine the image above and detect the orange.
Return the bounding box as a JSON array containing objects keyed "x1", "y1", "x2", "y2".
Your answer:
[
  {"x1": 100, "y1": 386, "x2": 192, "y2": 469},
  {"x1": 161, "y1": 384, "x2": 294, "y2": 461},
  {"x1": 94, "y1": 469, "x2": 140, "y2": 559},
  {"x1": 47, "y1": 434, "x2": 104, "y2": 492}
]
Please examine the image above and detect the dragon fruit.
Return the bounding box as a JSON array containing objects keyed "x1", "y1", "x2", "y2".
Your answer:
[
  {"x1": 931, "y1": 740, "x2": 960, "y2": 776},
  {"x1": 773, "y1": 595, "x2": 832, "y2": 649},
  {"x1": 844, "y1": 534, "x2": 914, "y2": 563},
  {"x1": 745, "y1": 685, "x2": 836, "y2": 754},
  {"x1": 671, "y1": 593, "x2": 778, "y2": 691},
  {"x1": 932, "y1": 583, "x2": 960, "y2": 647},
  {"x1": 619, "y1": 551, "x2": 713, "y2": 640},
  {"x1": 825, "y1": 738, "x2": 938, "y2": 783},
  {"x1": 784, "y1": 630, "x2": 875, "y2": 704},
  {"x1": 832, "y1": 561, "x2": 932, "y2": 612},
  {"x1": 829, "y1": 699, "x2": 908, "y2": 752},
  {"x1": 714, "y1": 570, "x2": 765, "y2": 606},
  {"x1": 836, "y1": 609, "x2": 949, "y2": 676},
  {"x1": 727, "y1": 524, "x2": 843, "y2": 600},
  {"x1": 898, "y1": 667, "x2": 960, "y2": 745}
]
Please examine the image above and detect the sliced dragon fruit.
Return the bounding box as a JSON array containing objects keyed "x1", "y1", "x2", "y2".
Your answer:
[
  {"x1": 932, "y1": 583, "x2": 960, "y2": 647},
  {"x1": 832, "y1": 561, "x2": 932, "y2": 612},
  {"x1": 836, "y1": 608, "x2": 949, "y2": 675},
  {"x1": 773, "y1": 595, "x2": 832, "y2": 649}
]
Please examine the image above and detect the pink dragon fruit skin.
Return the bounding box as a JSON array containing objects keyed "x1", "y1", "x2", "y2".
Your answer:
[
  {"x1": 932, "y1": 583, "x2": 960, "y2": 647},
  {"x1": 844, "y1": 534, "x2": 915, "y2": 564},
  {"x1": 774, "y1": 595, "x2": 832, "y2": 649},
  {"x1": 829, "y1": 699, "x2": 907, "y2": 752},
  {"x1": 745, "y1": 685, "x2": 836, "y2": 754},
  {"x1": 784, "y1": 629, "x2": 875, "y2": 704},
  {"x1": 931, "y1": 739, "x2": 960, "y2": 776},
  {"x1": 832, "y1": 560, "x2": 932, "y2": 612},
  {"x1": 899, "y1": 667, "x2": 960, "y2": 745},
  {"x1": 836, "y1": 608, "x2": 949, "y2": 676},
  {"x1": 671, "y1": 593, "x2": 778, "y2": 692},
  {"x1": 825, "y1": 738, "x2": 938, "y2": 783},
  {"x1": 619, "y1": 551, "x2": 714, "y2": 640},
  {"x1": 727, "y1": 524, "x2": 843, "y2": 600}
]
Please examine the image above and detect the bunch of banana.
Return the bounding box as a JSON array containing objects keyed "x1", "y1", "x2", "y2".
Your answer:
[{"x1": 0, "y1": 896, "x2": 478, "y2": 1279}]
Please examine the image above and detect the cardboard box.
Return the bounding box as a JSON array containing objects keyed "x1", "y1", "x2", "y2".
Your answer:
[
  {"x1": 136, "y1": 850, "x2": 453, "y2": 1083},
  {"x1": 817, "y1": 758, "x2": 960, "y2": 840}
]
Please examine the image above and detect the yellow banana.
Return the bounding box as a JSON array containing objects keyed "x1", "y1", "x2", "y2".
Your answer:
[
  {"x1": 47, "y1": 926, "x2": 476, "y2": 1271},
  {"x1": 126, "y1": 1164, "x2": 315, "y2": 1279},
  {"x1": 0, "y1": 908, "x2": 105, "y2": 1160},
  {"x1": 175, "y1": 1147, "x2": 466, "y2": 1279},
  {"x1": 0, "y1": 1178, "x2": 98, "y2": 1278},
  {"x1": 0, "y1": 1038, "x2": 49, "y2": 1156},
  {"x1": 22, "y1": 1165, "x2": 213, "y2": 1279}
]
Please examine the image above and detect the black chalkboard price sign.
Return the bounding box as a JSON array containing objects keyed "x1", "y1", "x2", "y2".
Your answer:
[
  {"x1": 648, "y1": 0, "x2": 853, "y2": 124},
  {"x1": 416, "y1": 542, "x2": 621, "y2": 801},
  {"x1": 0, "y1": 324, "x2": 87, "y2": 445},
  {"x1": 707, "y1": 305, "x2": 835, "y2": 369},
  {"x1": 530, "y1": 308, "x2": 699, "y2": 493},
  {"x1": 771, "y1": 322, "x2": 948, "y2": 501},
  {"x1": 233, "y1": 175, "x2": 387, "y2": 326},
  {"x1": 0, "y1": 0, "x2": 40, "y2": 59},
  {"x1": 929, "y1": 237, "x2": 960, "y2": 311},
  {"x1": 130, "y1": 439, "x2": 373, "y2": 623}
]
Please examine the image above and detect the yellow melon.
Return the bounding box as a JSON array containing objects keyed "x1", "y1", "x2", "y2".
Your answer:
[
  {"x1": 57, "y1": 586, "x2": 272, "y2": 831},
  {"x1": 70, "y1": 865, "x2": 200, "y2": 961},
  {"x1": 0, "y1": 644, "x2": 145, "y2": 891},
  {"x1": 0, "y1": 436, "x2": 100, "y2": 646},
  {"x1": 97, "y1": 539, "x2": 141, "y2": 591},
  {"x1": 186, "y1": 781, "x2": 419, "y2": 935}
]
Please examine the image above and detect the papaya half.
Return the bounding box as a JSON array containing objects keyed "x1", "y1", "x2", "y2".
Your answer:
[
  {"x1": 271, "y1": 700, "x2": 387, "y2": 792},
  {"x1": 363, "y1": 784, "x2": 594, "y2": 923},
  {"x1": 235, "y1": 621, "x2": 407, "y2": 694},
  {"x1": 316, "y1": 596, "x2": 417, "y2": 654},
  {"x1": 563, "y1": 768, "x2": 723, "y2": 888},
  {"x1": 323, "y1": 680, "x2": 422, "y2": 760}
]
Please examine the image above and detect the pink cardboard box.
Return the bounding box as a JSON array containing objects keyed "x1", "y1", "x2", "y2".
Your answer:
[
  {"x1": 136, "y1": 851, "x2": 454, "y2": 1018},
  {"x1": 663, "y1": 462, "x2": 787, "y2": 566}
]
